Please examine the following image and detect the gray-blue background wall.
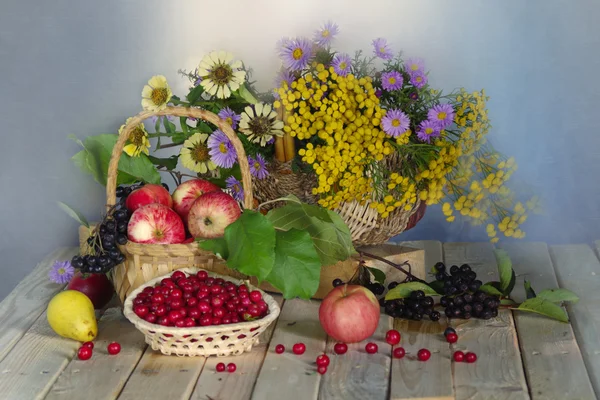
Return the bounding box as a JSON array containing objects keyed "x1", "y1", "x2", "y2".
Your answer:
[{"x1": 1, "y1": 0, "x2": 598, "y2": 299}]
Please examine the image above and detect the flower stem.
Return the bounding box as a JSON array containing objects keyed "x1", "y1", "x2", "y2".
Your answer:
[{"x1": 359, "y1": 251, "x2": 425, "y2": 283}]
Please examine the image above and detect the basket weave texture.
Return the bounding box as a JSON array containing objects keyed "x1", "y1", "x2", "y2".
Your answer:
[
  {"x1": 106, "y1": 106, "x2": 254, "y2": 303},
  {"x1": 123, "y1": 268, "x2": 281, "y2": 357}
]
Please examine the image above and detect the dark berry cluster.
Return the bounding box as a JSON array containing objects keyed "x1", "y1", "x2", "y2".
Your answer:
[
  {"x1": 435, "y1": 262, "x2": 500, "y2": 320},
  {"x1": 383, "y1": 290, "x2": 441, "y2": 321}
]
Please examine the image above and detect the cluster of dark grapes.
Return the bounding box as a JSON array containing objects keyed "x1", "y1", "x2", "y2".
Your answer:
[
  {"x1": 435, "y1": 262, "x2": 500, "y2": 320},
  {"x1": 383, "y1": 290, "x2": 441, "y2": 321},
  {"x1": 70, "y1": 184, "x2": 140, "y2": 274}
]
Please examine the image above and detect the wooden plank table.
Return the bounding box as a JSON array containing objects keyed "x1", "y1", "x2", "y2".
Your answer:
[{"x1": 0, "y1": 241, "x2": 598, "y2": 400}]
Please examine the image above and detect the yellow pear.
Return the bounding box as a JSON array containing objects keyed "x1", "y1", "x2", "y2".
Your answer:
[{"x1": 47, "y1": 290, "x2": 97, "y2": 342}]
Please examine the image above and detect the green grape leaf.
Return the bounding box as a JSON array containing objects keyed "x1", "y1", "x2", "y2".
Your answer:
[
  {"x1": 536, "y1": 289, "x2": 579, "y2": 304},
  {"x1": 367, "y1": 267, "x2": 386, "y2": 285},
  {"x1": 198, "y1": 237, "x2": 229, "y2": 260},
  {"x1": 57, "y1": 202, "x2": 89, "y2": 228},
  {"x1": 504, "y1": 269, "x2": 516, "y2": 296},
  {"x1": 266, "y1": 229, "x2": 321, "y2": 299},
  {"x1": 494, "y1": 249, "x2": 514, "y2": 293},
  {"x1": 516, "y1": 298, "x2": 569, "y2": 323},
  {"x1": 479, "y1": 282, "x2": 504, "y2": 296},
  {"x1": 385, "y1": 282, "x2": 439, "y2": 300},
  {"x1": 501, "y1": 298, "x2": 517, "y2": 306},
  {"x1": 524, "y1": 280, "x2": 537, "y2": 299},
  {"x1": 148, "y1": 155, "x2": 179, "y2": 171},
  {"x1": 223, "y1": 210, "x2": 276, "y2": 282},
  {"x1": 428, "y1": 280, "x2": 445, "y2": 294},
  {"x1": 186, "y1": 85, "x2": 204, "y2": 104}
]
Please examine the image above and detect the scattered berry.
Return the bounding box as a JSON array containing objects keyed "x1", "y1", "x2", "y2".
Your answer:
[
  {"x1": 385, "y1": 330, "x2": 401, "y2": 345},
  {"x1": 107, "y1": 342, "x2": 121, "y2": 355},
  {"x1": 82, "y1": 341, "x2": 94, "y2": 349},
  {"x1": 332, "y1": 278, "x2": 344, "y2": 287},
  {"x1": 417, "y1": 348, "x2": 431, "y2": 361},
  {"x1": 393, "y1": 347, "x2": 406, "y2": 359},
  {"x1": 453, "y1": 351, "x2": 465, "y2": 362},
  {"x1": 227, "y1": 363, "x2": 237, "y2": 372},
  {"x1": 365, "y1": 342, "x2": 378, "y2": 354},
  {"x1": 444, "y1": 327, "x2": 457, "y2": 337},
  {"x1": 292, "y1": 343, "x2": 306, "y2": 355},
  {"x1": 317, "y1": 365, "x2": 327, "y2": 375},
  {"x1": 77, "y1": 346, "x2": 92, "y2": 361},
  {"x1": 333, "y1": 343, "x2": 348, "y2": 355},
  {"x1": 275, "y1": 344, "x2": 285, "y2": 354},
  {"x1": 216, "y1": 362, "x2": 226, "y2": 372},
  {"x1": 465, "y1": 352, "x2": 477, "y2": 363},
  {"x1": 446, "y1": 333, "x2": 458, "y2": 344},
  {"x1": 316, "y1": 354, "x2": 330, "y2": 367}
]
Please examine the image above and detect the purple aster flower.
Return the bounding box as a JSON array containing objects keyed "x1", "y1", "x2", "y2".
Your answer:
[
  {"x1": 381, "y1": 109, "x2": 411, "y2": 137},
  {"x1": 208, "y1": 130, "x2": 237, "y2": 168},
  {"x1": 218, "y1": 107, "x2": 241, "y2": 130},
  {"x1": 409, "y1": 92, "x2": 419, "y2": 101},
  {"x1": 276, "y1": 37, "x2": 292, "y2": 57},
  {"x1": 249, "y1": 154, "x2": 269, "y2": 180},
  {"x1": 226, "y1": 176, "x2": 244, "y2": 202},
  {"x1": 275, "y1": 68, "x2": 295, "y2": 89},
  {"x1": 266, "y1": 137, "x2": 275, "y2": 145},
  {"x1": 381, "y1": 71, "x2": 403, "y2": 91},
  {"x1": 332, "y1": 53, "x2": 352, "y2": 77},
  {"x1": 313, "y1": 21, "x2": 339, "y2": 47},
  {"x1": 150, "y1": 115, "x2": 174, "y2": 124},
  {"x1": 193, "y1": 69, "x2": 203, "y2": 86},
  {"x1": 404, "y1": 58, "x2": 425, "y2": 75},
  {"x1": 417, "y1": 119, "x2": 441, "y2": 143},
  {"x1": 410, "y1": 70, "x2": 427, "y2": 88},
  {"x1": 375, "y1": 89, "x2": 383, "y2": 98},
  {"x1": 280, "y1": 37, "x2": 313, "y2": 71},
  {"x1": 372, "y1": 38, "x2": 393, "y2": 60},
  {"x1": 49, "y1": 260, "x2": 75, "y2": 284},
  {"x1": 428, "y1": 104, "x2": 455, "y2": 129}
]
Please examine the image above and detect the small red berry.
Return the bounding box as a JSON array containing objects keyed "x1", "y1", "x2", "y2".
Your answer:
[
  {"x1": 465, "y1": 352, "x2": 477, "y2": 363},
  {"x1": 107, "y1": 342, "x2": 121, "y2": 355},
  {"x1": 144, "y1": 313, "x2": 157, "y2": 324},
  {"x1": 151, "y1": 293, "x2": 165, "y2": 304},
  {"x1": 446, "y1": 333, "x2": 458, "y2": 344},
  {"x1": 249, "y1": 290, "x2": 262, "y2": 303},
  {"x1": 453, "y1": 351, "x2": 465, "y2": 362},
  {"x1": 82, "y1": 341, "x2": 94, "y2": 349},
  {"x1": 292, "y1": 343, "x2": 306, "y2": 355},
  {"x1": 316, "y1": 354, "x2": 330, "y2": 367},
  {"x1": 197, "y1": 270, "x2": 208, "y2": 280},
  {"x1": 275, "y1": 344, "x2": 285, "y2": 354},
  {"x1": 393, "y1": 347, "x2": 405, "y2": 359},
  {"x1": 333, "y1": 343, "x2": 348, "y2": 355},
  {"x1": 365, "y1": 342, "x2": 378, "y2": 354},
  {"x1": 227, "y1": 363, "x2": 236, "y2": 373},
  {"x1": 216, "y1": 362, "x2": 226, "y2": 372},
  {"x1": 172, "y1": 270, "x2": 186, "y2": 280},
  {"x1": 417, "y1": 348, "x2": 431, "y2": 361},
  {"x1": 385, "y1": 330, "x2": 401, "y2": 346},
  {"x1": 317, "y1": 365, "x2": 327, "y2": 375},
  {"x1": 77, "y1": 346, "x2": 92, "y2": 360},
  {"x1": 133, "y1": 305, "x2": 149, "y2": 318}
]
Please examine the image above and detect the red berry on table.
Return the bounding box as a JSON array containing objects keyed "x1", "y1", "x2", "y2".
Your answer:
[
  {"x1": 393, "y1": 347, "x2": 405, "y2": 359},
  {"x1": 216, "y1": 362, "x2": 226, "y2": 372},
  {"x1": 317, "y1": 365, "x2": 327, "y2": 375},
  {"x1": 275, "y1": 344, "x2": 285, "y2": 354},
  {"x1": 446, "y1": 333, "x2": 458, "y2": 344},
  {"x1": 292, "y1": 343, "x2": 306, "y2": 355},
  {"x1": 107, "y1": 342, "x2": 121, "y2": 355},
  {"x1": 453, "y1": 351, "x2": 465, "y2": 362},
  {"x1": 417, "y1": 348, "x2": 431, "y2": 361},
  {"x1": 385, "y1": 329, "x2": 401, "y2": 345},
  {"x1": 365, "y1": 342, "x2": 378, "y2": 354},
  {"x1": 77, "y1": 346, "x2": 92, "y2": 360},
  {"x1": 82, "y1": 341, "x2": 94, "y2": 349},
  {"x1": 316, "y1": 354, "x2": 330, "y2": 367},
  {"x1": 465, "y1": 352, "x2": 477, "y2": 363},
  {"x1": 227, "y1": 363, "x2": 236, "y2": 373},
  {"x1": 333, "y1": 343, "x2": 348, "y2": 355}
]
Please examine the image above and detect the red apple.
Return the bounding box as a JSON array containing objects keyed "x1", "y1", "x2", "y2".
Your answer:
[
  {"x1": 172, "y1": 179, "x2": 221, "y2": 223},
  {"x1": 187, "y1": 192, "x2": 241, "y2": 239},
  {"x1": 67, "y1": 271, "x2": 114, "y2": 309},
  {"x1": 126, "y1": 184, "x2": 173, "y2": 212},
  {"x1": 128, "y1": 203, "x2": 185, "y2": 244},
  {"x1": 319, "y1": 285, "x2": 381, "y2": 343}
]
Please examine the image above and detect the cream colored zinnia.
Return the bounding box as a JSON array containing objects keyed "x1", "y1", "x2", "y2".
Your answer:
[
  {"x1": 180, "y1": 133, "x2": 216, "y2": 174},
  {"x1": 197, "y1": 51, "x2": 246, "y2": 99},
  {"x1": 141, "y1": 75, "x2": 173, "y2": 111},
  {"x1": 239, "y1": 103, "x2": 284, "y2": 146},
  {"x1": 119, "y1": 118, "x2": 151, "y2": 157}
]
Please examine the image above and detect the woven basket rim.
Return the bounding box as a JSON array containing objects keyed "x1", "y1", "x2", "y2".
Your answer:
[{"x1": 123, "y1": 267, "x2": 281, "y2": 335}]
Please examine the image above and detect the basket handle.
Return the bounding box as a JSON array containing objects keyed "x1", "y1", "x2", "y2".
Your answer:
[{"x1": 106, "y1": 106, "x2": 254, "y2": 210}]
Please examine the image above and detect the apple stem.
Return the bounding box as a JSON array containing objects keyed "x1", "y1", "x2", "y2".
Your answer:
[{"x1": 359, "y1": 251, "x2": 426, "y2": 284}]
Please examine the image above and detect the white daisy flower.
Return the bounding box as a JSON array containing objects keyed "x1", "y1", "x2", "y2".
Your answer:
[
  {"x1": 239, "y1": 103, "x2": 284, "y2": 146},
  {"x1": 197, "y1": 51, "x2": 246, "y2": 99}
]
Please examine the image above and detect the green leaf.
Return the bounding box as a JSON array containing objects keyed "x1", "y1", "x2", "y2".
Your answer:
[
  {"x1": 57, "y1": 202, "x2": 89, "y2": 228},
  {"x1": 501, "y1": 298, "x2": 517, "y2": 306},
  {"x1": 186, "y1": 85, "x2": 204, "y2": 104},
  {"x1": 71, "y1": 149, "x2": 94, "y2": 176},
  {"x1": 494, "y1": 249, "x2": 514, "y2": 293},
  {"x1": 67, "y1": 133, "x2": 85, "y2": 147},
  {"x1": 117, "y1": 152, "x2": 161, "y2": 185},
  {"x1": 224, "y1": 210, "x2": 276, "y2": 282},
  {"x1": 164, "y1": 119, "x2": 176, "y2": 134},
  {"x1": 536, "y1": 289, "x2": 579, "y2": 304},
  {"x1": 367, "y1": 267, "x2": 386, "y2": 285},
  {"x1": 479, "y1": 282, "x2": 504, "y2": 296},
  {"x1": 504, "y1": 269, "x2": 516, "y2": 296},
  {"x1": 524, "y1": 280, "x2": 537, "y2": 299},
  {"x1": 180, "y1": 117, "x2": 189, "y2": 134},
  {"x1": 198, "y1": 238, "x2": 229, "y2": 260},
  {"x1": 266, "y1": 229, "x2": 321, "y2": 299},
  {"x1": 197, "y1": 121, "x2": 214, "y2": 134},
  {"x1": 148, "y1": 155, "x2": 178, "y2": 171},
  {"x1": 385, "y1": 282, "x2": 439, "y2": 300},
  {"x1": 516, "y1": 298, "x2": 569, "y2": 323},
  {"x1": 428, "y1": 280, "x2": 444, "y2": 294},
  {"x1": 238, "y1": 83, "x2": 258, "y2": 104},
  {"x1": 172, "y1": 132, "x2": 187, "y2": 144}
]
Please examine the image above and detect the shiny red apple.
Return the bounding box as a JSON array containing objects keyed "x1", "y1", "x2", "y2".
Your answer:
[
  {"x1": 127, "y1": 203, "x2": 185, "y2": 244},
  {"x1": 319, "y1": 285, "x2": 381, "y2": 343},
  {"x1": 126, "y1": 184, "x2": 173, "y2": 212},
  {"x1": 187, "y1": 191, "x2": 241, "y2": 239},
  {"x1": 172, "y1": 179, "x2": 221, "y2": 223},
  {"x1": 67, "y1": 271, "x2": 114, "y2": 309}
]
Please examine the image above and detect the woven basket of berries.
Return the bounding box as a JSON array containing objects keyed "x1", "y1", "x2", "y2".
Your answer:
[{"x1": 123, "y1": 268, "x2": 281, "y2": 357}]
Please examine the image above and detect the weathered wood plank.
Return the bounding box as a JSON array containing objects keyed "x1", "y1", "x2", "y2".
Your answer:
[
  {"x1": 250, "y1": 299, "x2": 327, "y2": 400},
  {"x1": 549, "y1": 244, "x2": 600, "y2": 396},
  {"x1": 444, "y1": 242, "x2": 529, "y2": 400},
  {"x1": 390, "y1": 317, "x2": 454, "y2": 400},
  {"x1": 500, "y1": 242, "x2": 596, "y2": 400},
  {"x1": 190, "y1": 295, "x2": 284, "y2": 400},
  {"x1": 45, "y1": 308, "x2": 147, "y2": 400},
  {"x1": 0, "y1": 311, "x2": 80, "y2": 400},
  {"x1": 318, "y1": 314, "x2": 393, "y2": 400},
  {"x1": 0, "y1": 247, "x2": 78, "y2": 362},
  {"x1": 398, "y1": 240, "x2": 444, "y2": 274}
]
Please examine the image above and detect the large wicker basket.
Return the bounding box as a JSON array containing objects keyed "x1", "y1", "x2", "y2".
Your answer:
[{"x1": 123, "y1": 268, "x2": 281, "y2": 357}]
